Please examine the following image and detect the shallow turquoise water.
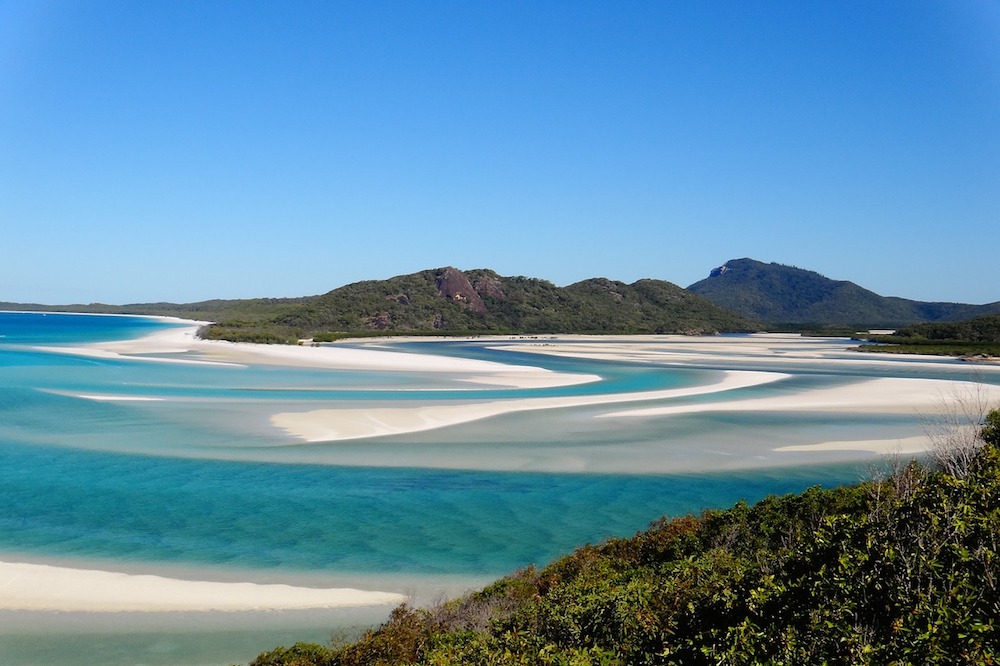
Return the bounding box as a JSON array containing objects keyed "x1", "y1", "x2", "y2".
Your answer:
[
  {"x1": 0, "y1": 438, "x2": 867, "y2": 577},
  {"x1": 0, "y1": 312, "x2": 989, "y2": 665},
  {"x1": 0, "y1": 312, "x2": 979, "y2": 576}
]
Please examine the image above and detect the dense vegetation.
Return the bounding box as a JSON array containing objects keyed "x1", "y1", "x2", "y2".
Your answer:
[
  {"x1": 857, "y1": 314, "x2": 1000, "y2": 358},
  {"x1": 9, "y1": 261, "x2": 998, "y2": 340},
  {"x1": 252, "y1": 268, "x2": 756, "y2": 340},
  {"x1": 3, "y1": 267, "x2": 756, "y2": 342},
  {"x1": 246, "y1": 412, "x2": 1000, "y2": 666},
  {"x1": 688, "y1": 258, "x2": 1000, "y2": 328}
]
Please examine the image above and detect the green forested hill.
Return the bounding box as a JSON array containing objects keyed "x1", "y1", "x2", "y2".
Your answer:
[
  {"x1": 12, "y1": 260, "x2": 996, "y2": 340},
  {"x1": 1, "y1": 267, "x2": 755, "y2": 342},
  {"x1": 210, "y1": 267, "x2": 757, "y2": 341},
  {"x1": 688, "y1": 258, "x2": 1000, "y2": 328},
  {"x1": 249, "y1": 412, "x2": 1000, "y2": 666}
]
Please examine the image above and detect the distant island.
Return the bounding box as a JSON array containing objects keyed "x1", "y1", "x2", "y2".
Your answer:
[
  {"x1": 2, "y1": 266, "x2": 757, "y2": 343},
  {"x1": 687, "y1": 258, "x2": 1000, "y2": 330},
  {"x1": 3, "y1": 259, "x2": 998, "y2": 345},
  {"x1": 683, "y1": 258, "x2": 1000, "y2": 358}
]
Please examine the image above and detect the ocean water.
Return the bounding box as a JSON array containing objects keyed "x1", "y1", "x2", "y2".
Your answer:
[{"x1": 0, "y1": 313, "x2": 992, "y2": 665}]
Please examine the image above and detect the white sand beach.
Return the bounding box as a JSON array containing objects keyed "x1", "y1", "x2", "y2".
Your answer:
[
  {"x1": 0, "y1": 561, "x2": 405, "y2": 612},
  {"x1": 271, "y1": 370, "x2": 786, "y2": 442},
  {"x1": 70, "y1": 323, "x2": 1000, "y2": 453},
  {"x1": 600, "y1": 376, "x2": 1000, "y2": 418},
  {"x1": 68, "y1": 320, "x2": 601, "y2": 388}
]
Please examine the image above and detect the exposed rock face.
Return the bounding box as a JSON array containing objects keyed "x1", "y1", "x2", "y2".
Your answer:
[
  {"x1": 435, "y1": 267, "x2": 487, "y2": 314},
  {"x1": 472, "y1": 274, "x2": 506, "y2": 301},
  {"x1": 366, "y1": 312, "x2": 392, "y2": 329},
  {"x1": 709, "y1": 263, "x2": 730, "y2": 278}
]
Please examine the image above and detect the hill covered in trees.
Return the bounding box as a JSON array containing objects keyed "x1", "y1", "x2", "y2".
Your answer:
[
  {"x1": 244, "y1": 267, "x2": 755, "y2": 341},
  {"x1": 2, "y1": 267, "x2": 750, "y2": 342},
  {"x1": 688, "y1": 258, "x2": 1000, "y2": 329},
  {"x1": 249, "y1": 411, "x2": 1000, "y2": 666},
  {"x1": 7, "y1": 261, "x2": 999, "y2": 340}
]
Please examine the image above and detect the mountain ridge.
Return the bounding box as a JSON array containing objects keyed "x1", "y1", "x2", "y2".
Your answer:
[
  {"x1": 263, "y1": 266, "x2": 755, "y2": 340},
  {"x1": 5, "y1": 259, "x2": 998, "y2": 339},
  {"x1": 688, "y1": 258, "x2": 1000, "y2": 327}
]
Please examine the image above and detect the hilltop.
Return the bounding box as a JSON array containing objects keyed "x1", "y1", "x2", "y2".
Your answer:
[
  {"x1": 2, "y1": 267, "x2": 755, "y2": 342},
  {"x1": 213, "y1": 267, "x2": 755, "y2": 342},
  {"x1": 688, "y1": 258, "x2": 1000, "y2": 329},
  {"x1": 7, "y1": 260, "x2": 999, "y2": 340}
]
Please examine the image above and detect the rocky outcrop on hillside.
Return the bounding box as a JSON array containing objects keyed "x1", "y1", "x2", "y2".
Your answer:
[{"x1": 435, "y1": 267, "x2": 487, "y2": 314}]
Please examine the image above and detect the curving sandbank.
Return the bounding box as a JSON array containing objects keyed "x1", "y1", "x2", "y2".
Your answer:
[
  {"x1": 60, "y1": 320, "x2": 601, "y2": 389},
  {"x1": 271, "y1": 370, "x2": 787, "y2": 442},
  {"x1": 600, "y1": 376, "x2": 1000, "y2": 419},
  {"x1": 0, "y1": 561, "x2": 405, "y2": 612}
]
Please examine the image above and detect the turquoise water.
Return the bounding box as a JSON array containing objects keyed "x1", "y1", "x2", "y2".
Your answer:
[
  {"x1": 1, "y1": 312, "x2": 990, "y2": 665},
  {"x1": 0, "y1": 438, "x2": 866, "y2": 576}
]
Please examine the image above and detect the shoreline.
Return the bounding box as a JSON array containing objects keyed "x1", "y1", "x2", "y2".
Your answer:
[
  {"x1": 65, "y1": 318, "x2": 603, "y2": 389},
  {"x1": 9, "y1": 318, "x2": 1000, "y2": 613},
  {"x1": 0, "y1": 560, "x2": 406, "y2": 613}
]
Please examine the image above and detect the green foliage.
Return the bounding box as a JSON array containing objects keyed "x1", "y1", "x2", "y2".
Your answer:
[
  {"x1": 857, "y1": 314, "x2": 1000, "y2": 357},
  {"x1": 248, "y1": 642, "x2": 334, "y2": 666},
  {"x1": 200, "y1": 323, "x2": 302, "y2": 345},
  {"x1": 2, "y1": 266, "x2": 756, "y2": 341},
  {"x1": 983, "y1": 410, "x2": 1000, "y2": 446},
  {"x1": 889, "y1": 314, "x2": 1000, "y2": 343},
  {"x1": 246, "y1": 412, "x2": 1000, "y2": 666},
  {"x1": 688, "y1": 258, "x2": 1000, "y2": 328}
]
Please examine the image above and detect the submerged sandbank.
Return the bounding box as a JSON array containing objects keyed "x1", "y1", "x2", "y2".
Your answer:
[
  {"x1": 600, "y1": 376, "x2": 1000, "y2": 419},
  {"x1": 271, "y1": 370, "x2": 787, "y2": 442},
  {"x1": 68, "y1": 325, "x2": 1000, "y2": 455},
  {"x1": 0, "y1": 561, "x2": 405, "y2": 612}
]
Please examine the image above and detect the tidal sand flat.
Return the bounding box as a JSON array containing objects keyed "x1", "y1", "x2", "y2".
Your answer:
[
  {"x1": 0, "y1": 561, "x2": 405, "y2": 612},
  {"x1": 3, "y1": 313, "x2": 999, "y2": 665}
]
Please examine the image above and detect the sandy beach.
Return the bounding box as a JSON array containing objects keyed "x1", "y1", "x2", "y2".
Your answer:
[
  {"x1": 0, "y1": 561, "x2": 405, "y2": 612},
  {"x1": 270, "y1": 370, "x2": 786, "y2": 442},
  {"x1": 64, "y1": 320, "x2": 601, "y2": 388}
]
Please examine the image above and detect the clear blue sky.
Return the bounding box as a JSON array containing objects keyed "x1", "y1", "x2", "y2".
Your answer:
[{"x1": 2, "y1": 1, "x2": 998, "y2": 305}]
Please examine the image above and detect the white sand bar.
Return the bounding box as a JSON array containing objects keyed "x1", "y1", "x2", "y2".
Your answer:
[
  {"x1": 271, "y1": 371, "x2": 786, "y2": 442},
  {"x1": 60, "y1": 321, "x2": 601, "y2": 388},
  {"x1": 774, "y1": 435, "x2": 931, "y2": 454},
  {"x1": 0, "y1": 561, "x2": 405, "y2": 612},
  {"x1": 599, "y1": 377, "x2": 1000, "y2": 419}
]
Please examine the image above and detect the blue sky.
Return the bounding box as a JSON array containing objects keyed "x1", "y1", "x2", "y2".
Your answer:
[{"x1": 1, "y1": 1, "x2": 998, "y2": 305}]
